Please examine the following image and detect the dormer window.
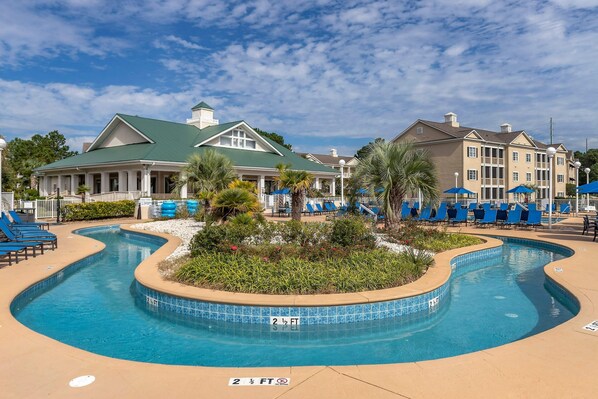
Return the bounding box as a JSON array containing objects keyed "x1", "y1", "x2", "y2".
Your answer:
[{"x1": 219, "y1": 129, "x2": 256, "y2": 149}]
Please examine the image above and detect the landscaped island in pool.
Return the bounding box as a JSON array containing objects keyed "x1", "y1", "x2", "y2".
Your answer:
[{"x1": 11, "y1": 225, "x2": 578, "y2": 367}]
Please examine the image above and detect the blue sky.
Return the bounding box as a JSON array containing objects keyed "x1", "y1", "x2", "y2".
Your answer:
[{"x1": 1, "y1": 0, "x2": 598, "y2": 157}]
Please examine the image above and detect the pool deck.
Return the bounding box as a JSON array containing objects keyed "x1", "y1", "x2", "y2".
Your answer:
[{"x1": 1, "y1": 217, "x2": 598, "y2": 398}]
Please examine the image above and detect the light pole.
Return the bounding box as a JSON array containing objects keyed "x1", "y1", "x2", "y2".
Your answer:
[
  {"x1": 0, "y1": 138, "x2": 6, "y2": 215},
  {"x1": 574, "y1": 161, "x2": 581, "y2": 215},
  {"x1": 339, "y1": 159, "x2": 345, "y2": 205},
  {"x1": 585, "y1": 167, "x2": 591, "y2": 209},
  {"x1": 454, "y1": 172, "x2": 459, "y2": 204},
  {"x1": 547, "y1": 147, "x2": 557, "y2": 229}
]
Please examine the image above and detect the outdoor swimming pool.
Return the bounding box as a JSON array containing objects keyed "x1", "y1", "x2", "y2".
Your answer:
[{"x1": 11, "y1": 225, "x2": 578, "y2": 367}]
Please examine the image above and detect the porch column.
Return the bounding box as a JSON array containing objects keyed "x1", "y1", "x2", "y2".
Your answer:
[
  {"x1": 330, "y1": 178, "x2": 336, "y2": 196},
  {"x1": 314, "y1": 177, "x2": 320, "y2": 190},
  {"x1": 259, "y1": 175, "x2": 265, "y2": 204},
  {"x1": 128, "y1": 170, "x2": 137, "y2": 193},
  {"x1": 180, "y1": 172, "x2": 188, "y2": 199},
  {"x1": 85, "y1": 173, "x2": 93, "y2": 191},
  {"x1": 101, "y1": 172, "x2": 110, "y2": 193},
  {"x1": 118, "y1": 171, "x2": 127, "y2": 191},
  {"x1": 141, "y1": 165, "x2": 151, "y2": 196},
  {"x1": 56, "y1": 175, "x2": 63, "y2": 195},
  {"x1": 39, "y1": 176, "x2": 46, "y2": 196},
  {"x1": 238, "y1": 174, "x2": 243, "y2": 181},
  {"x1": 70, "y1": 174, "x2": 77, "y2": 195}
]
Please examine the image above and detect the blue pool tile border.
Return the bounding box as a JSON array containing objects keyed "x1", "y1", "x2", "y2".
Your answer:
[{"x1": 136, "y1": 235, "x2": 576, "y2": 325}]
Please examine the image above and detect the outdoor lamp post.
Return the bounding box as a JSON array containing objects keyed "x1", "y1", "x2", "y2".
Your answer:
[
  {"x1": 574, "y1": 161, "x2": 581, "y2": 216},
  {"x1": 454, "y1": 172, "x2": 459, "y2": 204},
  {"x1": 0, "y1": 138, "x2": 6, "y2": 215},
  {"x1": 339, "y1": 159, "x2": 345, "y2": 205},
  {"x1": 547, "y1": 147, "x2": 557, "y2": 229},
  {"x1": 585, "y1": 167, "x2": 591, "y2": 209}
]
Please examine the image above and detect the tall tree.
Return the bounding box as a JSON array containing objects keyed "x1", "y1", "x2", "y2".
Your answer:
[
  {"x1": 175, "y1": 149, "x2": 237, "y2": 217},
  {"x1": 276, "y1": 164, "x2": 313, "y2": 221},
  {"x1": 5, "y1": 130, "x2": 77, "y2": 195},
  {"x1": 574, "y1": 149, "x2": 598, "y2": 183},
  {"x1": 353, "y1": 141, "x2": 438, "y2": 228},
  {"x1": 254, "y1": 128, "x2": 292, "y2": 150},
  {"x1": 355, "y1": 138, "x2": 385, "y2": 159}
]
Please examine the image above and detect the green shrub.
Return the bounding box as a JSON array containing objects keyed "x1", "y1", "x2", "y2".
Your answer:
[
  {"x1": 278, "y1": 220, "x2": 330, "y2": 246},
  {"x1": 175, "y1": 249, "x2": 427, "y2": 294},
  {"x1": 62, "y1": 200, "x2": 136, "y2": 221},
  {"x1": 384, "y1": 220, "x2": 481, "y2": 252},
  {"x1": 330, "y1": 216, "x2": 376, "y2": 248}
]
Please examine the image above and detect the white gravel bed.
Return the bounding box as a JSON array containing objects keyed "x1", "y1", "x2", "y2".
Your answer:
[{"x1": 130, "y1": 219, "x2": 204, "y2": 259}]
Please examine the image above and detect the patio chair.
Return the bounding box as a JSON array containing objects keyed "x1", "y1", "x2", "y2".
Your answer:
[
  {"x1": 527, "y1": 203, "x2": 537, "y2": 212},
  {"x1": 559, "y1": 203, "x2": 571, "y2": 214},
  {"x1": 0, "y1": 220, "x2": 57, "y2": 250},
  {"x1": 544, "y1": 203, "x2": 556, "y2": 213},
  {"x1": 581, "y1": 215, "x2": 596, "y2": 235},
  {"x1": 482, "y1": 203, "x2": 492, "y2": 212},
  {"x1": 502, "y1": 209, "x2": 522, "y2": 228},
  {"x1": 316, "y1": 203, "x2": 326, "y2": 214},
  {"x1": 304, "y1": 203, "x2": 316, "y2": 216},
  {"x1": 0, "y1": 249, "x2": 17, "y2": 266},
  {"x1": 468, "y1": 202, "x2": 478, "y2": 212},
  {"x1": 496, "y1": 209, "x2": 508, "y2": 225},
  {"x1": 429, "y1": 203, "x2": 447, "y2": 223},
  {"x1": 413, "y1": 206, "x2": 431, "y2": 222},
  {"x1": 472, "y1": 209, "x2": 485, "y2": 224},
  {"x1": 499, "y1": 203, "x2": 509, "y2": 211},
  {"x1": 370, "y1": 207, "x2": 385, "y2": 221},
  {"x1": 477, "y1": 209, "x2": 497, "y2": 227},
  {"x1": 401, "y1": 203, "x2": 411, "y2": 220},
  {"x1": 8, "y1": 210, "x2": 50, "y2": 230},
  {"x1": 448, "y1": 208, "x2": 468, "y2": 226},
  {"x1": 521, "y1": 210, "x2": 542, "y2": 228}
]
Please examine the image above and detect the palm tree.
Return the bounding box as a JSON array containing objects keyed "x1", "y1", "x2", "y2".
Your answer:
[
  {"x1": 276, "y1": 164, "x2": 314, "y2": 221},
  {"x1": 354, "y1": 141, "x2": 438, "y2": 228},
  {"x1": 212, "y1": 187, "x2": 261, "y2": 220},
  {"x1": 175, "y1": 149, "x2": 236, "y2": 217},
  {"x1": 76, "y1": 184, "x2": 90, "y2": 203}
]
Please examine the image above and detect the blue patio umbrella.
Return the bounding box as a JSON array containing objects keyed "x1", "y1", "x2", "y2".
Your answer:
[
  {"x1": 356, "y1": 187, "x2": 384, "y2": 194},
  {"x1": 578, "y1": 181, "x2": 598, "y2": 194},
  {"x1": 506, "y1": 185, "x2": 534, "y2": 194},
  {"x1": 443, "y1": 187, "x2": 475, "y2": 195},
  {"x1": 272, "y1": 188, "x2": 290, "y2": 195}
]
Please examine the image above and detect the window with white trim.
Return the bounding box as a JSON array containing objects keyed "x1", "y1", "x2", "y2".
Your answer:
[
  {"x1": 512, "y1": 151, "x2": 519, "y2": 161},
  {"x1": 557, "y1": 174, "x2": 564, "y2": 183},
  {"x1": 513, "y1": 172, "x2": 519, "y2": 182},
  {"x1": 557, "y1": 191, "x2": 565, "y2": 197},
  {"x1": 219, "y1": 129, "x2": 257, "y2": 149},
  {"x1": 557, "y1": 157, "x2": 565, "y2": 165},
  {"x1": 467, "y1": 146, "x2": 478, "y2": 158},
  {"x1": 526, "y1": 172, "x2": 532, "y2": 182},
  {"x1": 467, "y1": 169, "x2": 478, "y2": 180},
  {"x1": 525, "y1": 153, "x2": 531, "y2": 163}
]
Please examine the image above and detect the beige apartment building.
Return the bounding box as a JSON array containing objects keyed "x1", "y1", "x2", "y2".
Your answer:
[{"x1": 393, "y1": 113, "x2": 574, "y2": 204}]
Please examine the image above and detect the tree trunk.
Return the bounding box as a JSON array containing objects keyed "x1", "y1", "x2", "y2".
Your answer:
[{"x1": 291, "y1": 191, "x2": 303, "y2": 221}]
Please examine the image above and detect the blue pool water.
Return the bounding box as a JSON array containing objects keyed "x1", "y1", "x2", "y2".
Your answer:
[{"x1": 11, "y1": 226, "x2": 578, "y2": 367}]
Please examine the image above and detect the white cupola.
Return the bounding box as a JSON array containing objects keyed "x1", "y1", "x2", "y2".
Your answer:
[{"x1": 186, "y1": 101, "x2": 219, "y2": 129}]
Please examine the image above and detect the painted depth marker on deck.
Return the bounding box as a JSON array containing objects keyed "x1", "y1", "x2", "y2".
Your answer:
[
  {"x1": 583, "y1": 320, "x2": 598, "y2": 332},
  {"x1": 229, "y1": 377, "x2": 290, "y2": 386}
]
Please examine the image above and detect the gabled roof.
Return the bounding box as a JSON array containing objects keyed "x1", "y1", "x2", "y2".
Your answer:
[
  {"x1": 36, "y1": 114, "x2": 337, "y2": 174},
  {"x1": 299, "y1": 153, "x2": 356, "y2": 165},
  {"x1": 191, "y1": 101, "x2": 213, "y2": 110}
]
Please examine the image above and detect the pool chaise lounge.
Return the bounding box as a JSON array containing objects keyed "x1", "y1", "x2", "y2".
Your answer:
[
  {"x1": 8, "y1": 210, "x2": 50, "y2": 230},
  {"x1": 0, "y1": 220, "x2": 57, "y2": 250}
]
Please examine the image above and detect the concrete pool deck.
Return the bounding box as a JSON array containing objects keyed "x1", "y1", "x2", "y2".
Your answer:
[{"x1": 1, "y1": 217, "x2": 598, "y2": 398}]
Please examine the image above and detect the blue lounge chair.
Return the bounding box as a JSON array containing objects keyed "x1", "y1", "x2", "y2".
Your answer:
[
  {"x1": 316, "y1": 203, "x2": 326, "y2": 214},
  {"x1": 0, "y1": 220, "x2": 57, "y2": 249},
  {"x1": 559, "y1": 203, "x2": 570, "y2": 214},
  {"x1": 401, "y1": 203, "x2": 411, "y2": 220},
  {"x1": 521, "y1": 210, "x2": 542, "y2": 228},
  {"x1": 448, "y1": 208, "x2": 468, "y2": 225},
  {"x1": 482, "y1": 203, "x2": 491, "y2": 212},
  {"x1": 477, "y1": 209, "x2": 497, "y2": 227},
  {"x1": 499, "y1": 203, "x2": 509, "y2": 211},
  {"x1": 329, "y1": 202, "x2": 338, "y2": 212},
  {"x1": 468, "y1": 202, "x2": 478, "y2": 212},
  {"x1": 429, "y1": 203, "x2": 447, "y2": 223},
  {"x1": 414, "y1": 206, "x2": 431, "y2": 222},
  {"x1": 544, "y1": 203, "x2": 556, "y2": 213},
  {"x1": 527, "y1": 203, "x2": 537, "y2": 212},
  {"x1": 473, "y1": 209, "x2": 485, "y2": 224},
  {"x1": 370, "y1": 207, "x2": 385, "y2": 221},
  {"x1": 304, "y1": 203, "x2": 316, "y2": 216},
  {"x1": 8, "y1": 210, "x2": 50, "y2": 230},
  {"x1": 503, "y1": 209, "x2": 522, "y2": 228}
]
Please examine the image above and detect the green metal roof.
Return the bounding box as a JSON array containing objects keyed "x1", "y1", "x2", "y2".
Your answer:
[
  {"x1": 191, "y1": 101, "x2": 213, "y2": 110},
  {"x1": 36, "y1": 114, "x2": 337, "y2": 174}
]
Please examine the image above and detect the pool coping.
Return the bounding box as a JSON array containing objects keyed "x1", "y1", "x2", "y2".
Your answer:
[
  {"x1": 2, "y1": 217, "x2": 598, "y2": 398},
  {"x1": 127, "y1": 224, "x2": 504, "y2": 307}
]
